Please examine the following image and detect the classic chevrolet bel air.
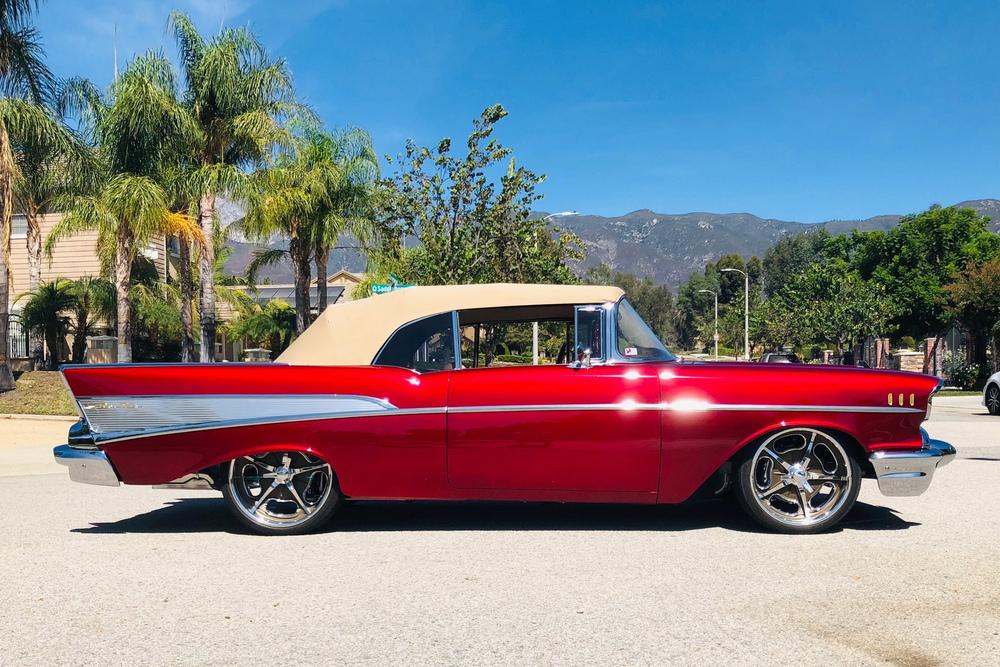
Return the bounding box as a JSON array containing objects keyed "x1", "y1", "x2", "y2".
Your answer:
[{"x1": 55, "y1": 284, "x2": 956, "y2": 535}]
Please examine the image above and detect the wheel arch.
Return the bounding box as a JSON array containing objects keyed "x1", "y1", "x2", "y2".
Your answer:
[{"x1": 725, "y1": 422, "x2": 873, "y2": 477}]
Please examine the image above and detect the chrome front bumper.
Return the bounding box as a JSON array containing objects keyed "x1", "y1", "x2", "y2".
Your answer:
[
  {"x1": 53, "y1": 445, "x2": 120, "y2": 487},
  {"x1": 869, "y1": 431, "x2": 956, "y2": 497}
]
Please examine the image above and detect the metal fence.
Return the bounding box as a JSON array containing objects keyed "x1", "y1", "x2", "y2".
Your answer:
[{"x1": 7, "y1": 314, "x2": 27, "y2": 359}]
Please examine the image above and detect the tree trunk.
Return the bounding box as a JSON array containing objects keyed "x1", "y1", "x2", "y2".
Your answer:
[
  {"x1": 71, "y1": 310, "x2": 87, "y2": 363},
  {"x1": 179, "y1": 236, "x2": 195, "y2": 363},
  {"x1": 44, "y1": 328, "x2": 58, "y2": 370},
  {"x1": 0, "y1": 121, "x2": 15, "y2": 390},
  {"x1": 0, "y1": 248, "x2": 14, "y2": 390},
  {"x1": 289, "y1": 226, "x2": 311, "y2": 335},
  {"x1": 197, "y1": 192, "x2": 216, "y2": 362},
  {"x1": 315, "y1": 246, "x2": 329, "y2": 313},
  {"x1": 26, "y1": 205, "x2": 45, "y2": 370},
  {"x1": 114, "y1": 225, "x2": 133, "y2": 364}
]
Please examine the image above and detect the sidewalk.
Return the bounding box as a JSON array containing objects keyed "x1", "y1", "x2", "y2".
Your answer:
[{"x1": 0, "y1": 415, "x2": 74, "y2": 477}]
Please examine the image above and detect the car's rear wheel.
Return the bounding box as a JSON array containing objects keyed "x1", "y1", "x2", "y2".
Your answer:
[
  {"x1": 734, "y1": 428, "x2": 861, "y2": 534},
  {"x1": 986, "y1": 384, "x2": 1000, "y2": 416},
  {"x1": 222, "y1": 451, "x2": 341, "y2": 535}
]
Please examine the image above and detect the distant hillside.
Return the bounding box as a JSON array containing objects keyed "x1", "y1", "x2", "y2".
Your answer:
[
  {"x1": 559, "y1": 198, "x2": 1000, "y2": 285},
  {"x1": 223, "y1": 198, "x2": 1000, "y2": 287}
]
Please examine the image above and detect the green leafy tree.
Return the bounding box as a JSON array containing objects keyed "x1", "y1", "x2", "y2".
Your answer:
[
  {"x1": 169, "y1": 11, "x2": 298, "y2": 361},
  {"x1": 859, "y1": 206, "x2": 999, "y2": 342},
  {"x1": 379, "y1": 104, "x2": 581, "y2": 286},
  {"x1": 761, "y1": 229, "x2": 830, "y2": 296},
  {"x1": 946, "y1": 259, "x2": 1000, "y2": 382},
  {"x1": 584, "y1": 263, "x2": 676, "y2": 346},
  {"x1": 779, "y1": 259, "x2": 896, "y2": 354}
]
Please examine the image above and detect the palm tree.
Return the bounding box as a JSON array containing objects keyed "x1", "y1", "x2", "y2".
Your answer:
[
  {"x1": 0, "y1": 0, "x2": 56, "y2": 389},
  {"x1": 241, "y1": 126, "x2": 381, "y2": 331},
  {"x1": 169, "y1": 11, "x2": 298, "y2": 361},
  {"x1": 66, "y1": 275, "x2": 112, "y2": 363},
  {"x1": 14, "y1": 108, "x2": 93, "y2": 368},
  {"x1": 305, "y1": 126, "x2": 379, "y2": 313},
  {"x1": 16, "y1": 277, "x2": 73, "y2": 368},
  {"x1": 47, "y1": 52, "x2": 196, "y2": 363},
  {"x1": 229, "y1": 298, "x2": 296, "y2": 356}
]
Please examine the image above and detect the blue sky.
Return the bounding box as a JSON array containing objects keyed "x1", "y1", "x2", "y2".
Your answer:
[{"x1": 35, "y1": 0, "x2": 1000, "y2": 222}]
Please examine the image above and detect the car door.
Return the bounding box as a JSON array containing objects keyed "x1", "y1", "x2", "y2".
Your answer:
[{"x1": 446, "y1": 306, "x2": 661, "y2": 496}]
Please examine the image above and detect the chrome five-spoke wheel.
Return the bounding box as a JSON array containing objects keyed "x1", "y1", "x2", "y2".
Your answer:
[
  {"x1": 735, "y1": 428, "x2": 861, "y2": 533},
  {"x1": 222, "y1": 451, "x2": 341, "y2": 535}
]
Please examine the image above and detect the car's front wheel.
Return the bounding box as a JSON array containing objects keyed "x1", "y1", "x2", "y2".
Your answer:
[
  {"x1": 986, "y1": 384, "x2": 1000, "y2": 416},
  {"x1": 222, "y1": 451, "x2": 341, "y2": 535},
  {"x1": 734, "y1": 428, "x2": 861, "y2": 534}
]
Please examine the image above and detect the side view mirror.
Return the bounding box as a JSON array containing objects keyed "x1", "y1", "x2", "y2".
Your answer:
[{"x1": 573, "y1": 347, "x2": 592, "y2": 369}]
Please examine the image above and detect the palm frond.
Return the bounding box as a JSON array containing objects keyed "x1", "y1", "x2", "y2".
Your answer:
[
  {"x1": 245, "y1": 246, "x2": 288, "y2": 285},
  {"x1": 0, "y1": 22, "x2": 54, "y2": 104}
]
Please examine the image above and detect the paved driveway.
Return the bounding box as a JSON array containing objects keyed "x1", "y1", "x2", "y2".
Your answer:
[{"x1": 1, "y1": 397, "x2": 997, "y2": 665}]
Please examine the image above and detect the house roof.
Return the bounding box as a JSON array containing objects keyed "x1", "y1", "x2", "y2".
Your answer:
[{"x1": 276, "y1": 283, "x2": 625, "y2": 366}]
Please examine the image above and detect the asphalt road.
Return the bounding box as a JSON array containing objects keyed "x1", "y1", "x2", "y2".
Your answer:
[{"x1": 1, "y1": 397, "x2": 998, "y2": 666}]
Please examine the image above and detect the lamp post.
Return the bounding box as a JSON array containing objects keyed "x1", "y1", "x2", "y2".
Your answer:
[
  {"x1": 721, "y1": 267, "x2": 750, "y2": 361},
  {"x1": 697, "y1": 289, "x2": 718, "y2": 358}
]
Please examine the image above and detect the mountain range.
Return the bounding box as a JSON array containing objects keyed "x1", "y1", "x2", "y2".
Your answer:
[{"x1": 223, "y1": 198, "x2": 1000, "y2": 288}]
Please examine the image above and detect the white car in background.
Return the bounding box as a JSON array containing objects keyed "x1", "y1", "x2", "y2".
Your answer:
[{"x1": 985, "y1": 372, "x2": 1000, "y2": 416}]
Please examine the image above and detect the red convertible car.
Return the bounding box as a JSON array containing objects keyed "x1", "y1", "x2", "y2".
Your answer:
[{"x1": 54, "y1": 284, "x2": 955, "y2": 535}]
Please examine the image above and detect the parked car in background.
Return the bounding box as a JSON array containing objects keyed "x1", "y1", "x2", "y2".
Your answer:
[
  {"x1": 760, "y1": 352, "x2": 801, "y2": 364},
  {"x1": 985, "y1": 371, "x2": 1000, "y2": 416},
  {"x1": 55, "y1": 284, "x2": 955, "y2": 535}
]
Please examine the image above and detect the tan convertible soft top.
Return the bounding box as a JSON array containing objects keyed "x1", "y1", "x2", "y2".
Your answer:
[{"x1": 277, "y1": 283, "x2": 625, "y2": 366}]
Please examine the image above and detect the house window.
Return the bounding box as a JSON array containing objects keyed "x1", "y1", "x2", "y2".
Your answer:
[{"x1": 11, "y1": 214, "x2": 27, "y2": 239}]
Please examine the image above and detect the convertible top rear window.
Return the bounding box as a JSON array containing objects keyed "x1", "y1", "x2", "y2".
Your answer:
[{"x1": 373, "y1": 312, "x2": 456, "y2": 372}]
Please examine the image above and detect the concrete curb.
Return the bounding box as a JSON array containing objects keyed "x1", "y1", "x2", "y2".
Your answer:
[{"x1": 0, "y1": 413, "x2": 77, "y2": 422}]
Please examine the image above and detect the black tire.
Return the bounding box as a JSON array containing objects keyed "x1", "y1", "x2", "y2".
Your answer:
[
  {"x1": 734, "y1": 428, "x2": 862, "y2": 534},
  {"x1": 222, "y1": 451, "x2": 342, "y2": 535},
  {"x1": 986, "y1": 384, "x2": 1000, "y2": 416}
]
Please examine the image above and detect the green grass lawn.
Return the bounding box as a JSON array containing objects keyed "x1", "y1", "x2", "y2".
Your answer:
[
  {"x1": 0, "y1": 371, "x2": 77, "y2": 416},
  {"x1": 936, "y1": 389, "x2": 982, "y2": 397}
]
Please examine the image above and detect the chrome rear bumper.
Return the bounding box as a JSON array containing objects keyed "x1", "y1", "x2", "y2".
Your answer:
[
  {"x1": 53, "y1": 445, "x2": 120, "y2": 487},
  {"x1": 869, "y1": 431, "x2": 956, "y2": 497}
]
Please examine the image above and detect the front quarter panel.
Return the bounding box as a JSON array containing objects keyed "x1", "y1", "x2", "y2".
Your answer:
[{"x1": 656, "y1": 363, "x2": 936, "y2": 503}]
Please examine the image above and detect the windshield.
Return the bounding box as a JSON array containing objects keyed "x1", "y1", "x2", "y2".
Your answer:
[{"x1": 616, "y1": 298, "x2": 675, "y2": 361}]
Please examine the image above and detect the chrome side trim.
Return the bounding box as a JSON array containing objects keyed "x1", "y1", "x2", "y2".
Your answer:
[
  {"x1": 90, "y1": 407, "x2": 446, "y2": 444},
  {"x1": 869, "y1": 431, "x2": 956, "y2": 497},
  {"x1": 446, "y1": 402, "x2": 924, "y2": 414},
  {"x1": 79, "y1": 398, "x2": 923, "y2": 445},
  {"x1": 53, "y1": 445, "x2": 120, "y2": 486},
  {"x1": 77, "y1": 394, "x2": 395, "y2": 434}
]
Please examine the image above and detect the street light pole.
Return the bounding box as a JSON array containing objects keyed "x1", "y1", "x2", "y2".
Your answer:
[
  {"x1": 721, "y1": 268, "x2": 750, "y2": 361},
  {"x1": 697, "y1": 289, "x2": 718, "y2": 358}
]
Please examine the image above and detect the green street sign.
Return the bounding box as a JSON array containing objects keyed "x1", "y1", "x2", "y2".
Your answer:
[{"x1": 372, "y1": 282, "x2": 415, "y2": 294}]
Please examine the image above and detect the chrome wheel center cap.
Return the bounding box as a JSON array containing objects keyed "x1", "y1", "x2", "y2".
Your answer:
[
  {"x1": 785, "y1": 464, "x2": 809, "y2": 489},
  {"x1": 275, "y1": 467, "x2": 293, "y2": 484}
]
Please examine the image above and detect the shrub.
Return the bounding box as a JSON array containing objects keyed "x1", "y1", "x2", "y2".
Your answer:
[{"x1": 950, "y1": 362, "x2": 981, "y2": 391}]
